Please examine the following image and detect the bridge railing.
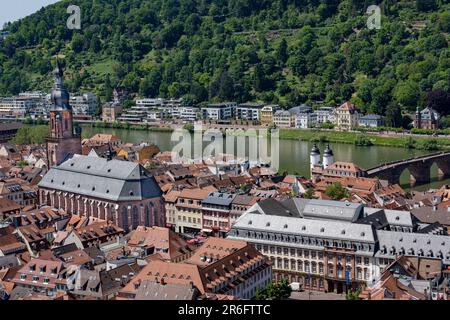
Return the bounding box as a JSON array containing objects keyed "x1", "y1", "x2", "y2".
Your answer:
[{"x1": 367, "y1": 151, "x2": 450, "y2": 173}]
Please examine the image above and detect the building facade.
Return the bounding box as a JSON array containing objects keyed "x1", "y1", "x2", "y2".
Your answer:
[
  {"x1": 358, "y1": 114, "x2": 384, "y2": 128},
  {"x1": 414, "y1": 107, "x2": 440, "y2": 130},
  {"x1": 70, "y1": 93, "x2": 98, "y2": 116},
  {"x1": 260, "y1": 105, "x2": 278, "y2": 126},
  {"x1": 201, "y1": 103, "x2": 236, "y2": 120},
  {"x1": 229, "y1": 198, "x2": 450, "y2": 294},
  {"x1": 336, "y1": 102, "x2": 359, "y2": 130},
  {"x1": 236, "y1": 103, "x2": 265, "y2": 121}
]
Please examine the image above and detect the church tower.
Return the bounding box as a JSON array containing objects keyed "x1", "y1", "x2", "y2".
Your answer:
[{"x1": 46, "y1": 61, "x2": 82, "y2": 167}]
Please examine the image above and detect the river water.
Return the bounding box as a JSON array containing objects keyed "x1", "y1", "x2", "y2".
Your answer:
[{"x1": 81, "y1": 125, "x2": 450, "y2": 191}]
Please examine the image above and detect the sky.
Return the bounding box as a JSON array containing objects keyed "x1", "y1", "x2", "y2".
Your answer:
[{"x1": 1, "y1": 0, "x2": 61, "y2": 29}]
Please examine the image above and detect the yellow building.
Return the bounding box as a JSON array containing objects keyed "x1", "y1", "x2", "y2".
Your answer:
[
  {"x1": 117, "y1": 144, "x2": 161, "y2": 161},
  {"x1": 336, "y1": 102, "x2": 359, "y2": 130},
  {"x1": 173, "y1": 187, "x2": 217, "y2": 234},
  {"x1": 260, "y1": 105, "x2": 278, "y2": 126}
]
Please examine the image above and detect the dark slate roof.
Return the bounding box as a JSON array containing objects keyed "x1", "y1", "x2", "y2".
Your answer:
[
  {"x1": 416, "y1": 222, "x2": 447, "y2": 235},
  {"x1": 38, "y1": 155, "x2": 162, "y2": 201},
  {"x1": 357, "y1": 209, "x2": 390, "y2": 230},
  {"x1": 51, "y1": 243, "x2": 79, "y2": 256},
  {"x1": 256, "y1": 198, "x2": 301, "y2": 218}
]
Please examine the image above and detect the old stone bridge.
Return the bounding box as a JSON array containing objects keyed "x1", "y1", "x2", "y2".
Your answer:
[{"x1": 366, "y1": 151, "x2": 450, "y2": 185}]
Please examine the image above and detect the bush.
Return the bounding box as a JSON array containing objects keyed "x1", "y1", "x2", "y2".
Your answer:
[
  {"x1": 404, "y1": 137, "x2": 416, "y2": 149},
  {"x1": 421, "y1": 139, "x2": 439, "y2": 151}
]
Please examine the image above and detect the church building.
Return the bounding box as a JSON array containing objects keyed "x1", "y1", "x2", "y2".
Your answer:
[{"x1": 38, "y1": 61, "x2": 165, "y2": 231}]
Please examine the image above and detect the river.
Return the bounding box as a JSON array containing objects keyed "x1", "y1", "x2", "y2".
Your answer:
[{"x1": 81, "y1": 125, "x2": 450, "y2": 191}]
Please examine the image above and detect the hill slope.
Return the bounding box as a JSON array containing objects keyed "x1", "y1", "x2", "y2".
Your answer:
[{"x1": 0, "y1": 0, "x2": 449, "y2": 119}]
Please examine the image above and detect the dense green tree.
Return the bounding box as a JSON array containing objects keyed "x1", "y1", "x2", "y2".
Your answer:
[{"x1": 0, "y1": 0, "x2": 447, "y2": 117}]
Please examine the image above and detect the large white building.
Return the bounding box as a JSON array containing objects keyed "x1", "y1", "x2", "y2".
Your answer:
[
  {"x1": 296, "y1": 112, "x2": 318, "y2": 129},
  {"x1": 315, "y1": 107, "x2": 336, "y2": 124},
  {"x1": 228, "y1": 198, "x2": 450, "y2": 294},
  {"x1": 0, "y1": 97, "x2": 34, "y2": 118},
  {"x1": 201, "y1": 102, "x2": 236, "y2": 120},
  {"x1": 236, "y1": 103, "x2": 265, "y2": 121}
]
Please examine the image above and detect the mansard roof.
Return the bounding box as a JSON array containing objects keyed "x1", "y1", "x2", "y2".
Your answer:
[{"x1": 233, "y1": 211, "x2": 376, "y2": 244}]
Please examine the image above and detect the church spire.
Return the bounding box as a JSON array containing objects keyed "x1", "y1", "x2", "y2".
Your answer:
[{"x1": 51, "y1": 60, "x2": 71, "y2": 110}]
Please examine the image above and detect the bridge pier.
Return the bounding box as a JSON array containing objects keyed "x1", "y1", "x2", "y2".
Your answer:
[
  {"x1": 409, "y1": 162, "x2": 432, "y2": 186},
  {"x1": 436, "y1": 160, "x2": 450, "y2": 179}
]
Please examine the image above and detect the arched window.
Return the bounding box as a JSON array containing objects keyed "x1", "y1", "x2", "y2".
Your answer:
[
  {"x1": 132, "y1": 206, "x2": 139, "y2": 229},
  {"x1": 121, "y1": 207, "x2": 128, "y2": 230},
  {"x1": 144, "y1": 206, "x2": 150, "y2": 226}
]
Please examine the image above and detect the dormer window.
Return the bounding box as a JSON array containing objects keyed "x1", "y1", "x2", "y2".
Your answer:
[
  {"x1": 266, "y1": 222, "x2": 270, "y2": 227},
  {"x1": 284, "y1": 224, "x2": 288, "y2": 229}
]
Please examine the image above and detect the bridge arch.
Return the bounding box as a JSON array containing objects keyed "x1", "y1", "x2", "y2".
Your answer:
[{"x1": 366, "y1": 152, "x2": 450, "y2": 186}]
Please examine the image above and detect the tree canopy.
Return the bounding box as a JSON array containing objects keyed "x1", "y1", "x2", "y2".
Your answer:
[{"x1": 0, "y1": 0, "x2": 448, "y2": 115}]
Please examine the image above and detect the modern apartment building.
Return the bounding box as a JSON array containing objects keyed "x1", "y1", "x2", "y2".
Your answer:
[
  {"x1": 0, "y1": 97, "x2": 34, "y2": 118},
  {"x1": 236, "y1": 103, "x2": 265, "y2": 121},
  {"x1": 70, "y1": 93, "x2": 98, "y2": 115},
  {"x1": 201, "y1": 102, "x2": 236, "y2": 120}
]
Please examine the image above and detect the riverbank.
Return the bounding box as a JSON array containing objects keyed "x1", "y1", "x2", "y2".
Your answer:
[
  {"x1": 278, "y1": 129, "x2": 450, "y2": 151},
  {"x1": 90, "y1": 122, "x2": 450, "y2": 151}
]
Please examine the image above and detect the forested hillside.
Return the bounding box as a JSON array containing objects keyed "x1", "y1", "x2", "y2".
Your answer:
[{"x1": 0, "y1": 0, "x2": 449, "y2": 121}]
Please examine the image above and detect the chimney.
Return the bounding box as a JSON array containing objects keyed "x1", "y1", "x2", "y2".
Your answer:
[
  {"x1": 160, "y1": 278, "x2": 165, "y2": 285},
  {"x1": 189, "y1": 281, "x2": 194, "y2": 289}
]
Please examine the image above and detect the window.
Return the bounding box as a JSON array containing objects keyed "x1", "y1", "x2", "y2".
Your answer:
[
  {"x1": 304, "y1": 250, "x2": 310, "y2": 258},
  {"x1": 364, "y1": 257, "x2": 370, "y2": 266},
  {"x1": 328, "y1": 264, "x2": 334, "y2": 276},
  {"x1": 290, "y1": 260, "x2": 296, "y2": 271},
  {"x1": 311, "y1": 251, "x2": 317, "y2": 259},
  {"x1": 297, "y1": 249, "x2": 302, "y2": 257},
  {"x1": 346, "y1": 255, "x2": 352, "y2": 263},
  {"x1": 290, "y1": 249, "x2": 296, "y2": 257},
  {"x1": 297, "y1": 261, "x2": 303, "y2": 272},
  {"x1": 357, "y1": 268, "x2": 362, "y2": 280},
  {"x1": 283, "y1": 248, "x2": 289, "y2": 256},
  {"x1": 305, "y1": 262, "x2": 310, "y2": 273},
  {"x1": 319, "y1": 263, "x2": 324, "y2": 274},
  {"x1": 318, "y1": 252, "x2": 323, "y2": 260},
  {"x1": 356, "y1": 256, "x2": 362, "y2": 264}
]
